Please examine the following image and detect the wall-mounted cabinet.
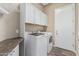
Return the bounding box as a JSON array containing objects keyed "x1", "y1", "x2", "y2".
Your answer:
[
  {"x1": 40, "y1": 12, "x2": 48, "y2": 26},
  {"x1": 25, "y1": 3, "x2": 29, "y2": 22},
  {"x1": 35, "y1": 7, "x2": 41, "y2": 25},
  {"x1": 20, "y1": 3, "x2": 48, "y2": 26},
  {"x1": 28, "y1": 4, "x2": 35, "y2": 23}
]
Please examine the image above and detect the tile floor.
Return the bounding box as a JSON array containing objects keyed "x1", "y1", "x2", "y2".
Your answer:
[{"x1": 48, "y1": 47, "x2": 76, "y2": 56}]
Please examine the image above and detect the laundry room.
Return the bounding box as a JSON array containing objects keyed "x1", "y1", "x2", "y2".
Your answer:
[{"x1": 0, "y1": 3, "x2": 79, "y2": 56}]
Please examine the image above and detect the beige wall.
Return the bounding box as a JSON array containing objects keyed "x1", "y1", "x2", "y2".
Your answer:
[
  {"x1": 44, "y1": 3, "x2": 69, "y2": 9},
  {"x1": 44, "y1": 7, "x2": 54, "y2": 32},
  {"x1": 0, "y1": 12, "x2": 20, "y2": 41},
  {"x1": 44, "y1": 3, "x2": 69, "y2": 33}
]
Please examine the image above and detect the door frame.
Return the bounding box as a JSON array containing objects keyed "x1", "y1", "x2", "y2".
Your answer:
[
  {"x1": 53, "y1": 4, "x2": 77, "y2": 53},
  {"x1": 75, "y1": 4, "x2": 79, "y2": 55}
]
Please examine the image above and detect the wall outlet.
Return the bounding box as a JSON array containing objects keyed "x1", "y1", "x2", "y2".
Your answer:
[{"x1": 16, "y1": 29, "x2": 19, "y2": 34}]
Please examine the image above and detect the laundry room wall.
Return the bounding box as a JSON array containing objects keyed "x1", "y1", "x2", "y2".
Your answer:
[{"x1": 0, "y1": 12, "x2": 20, "y2": 41}]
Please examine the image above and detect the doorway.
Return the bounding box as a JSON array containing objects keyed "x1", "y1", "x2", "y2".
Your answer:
[{"x1": 54, "y1": 4, "x2": 76, "y2": 52}]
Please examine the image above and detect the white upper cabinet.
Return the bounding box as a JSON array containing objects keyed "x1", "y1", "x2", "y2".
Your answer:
[
  {"x1": 41, "y1": 12, "x2": 46, "y2": 25},
  {"x1": 40, "y1": 11, "x2": 48, "y2": 26},
  {"x1": 25, "y1": 3, "x2": 30, "y2": 23},
  {"x1": 35, "y1": 7, "x2": 41, "y2": 25},
  {"x1": 44, "y1": 14, "x2": 48, "y2": 26},
  {"x1": 20, "y1": 3, "x2": 48, "y2": 26},
  {"x1": 28, "y1": 4, "x2": 35, "y2": 23},
  {"x1": 20, "y1": 3, "x2": 29, "y2": 22}
]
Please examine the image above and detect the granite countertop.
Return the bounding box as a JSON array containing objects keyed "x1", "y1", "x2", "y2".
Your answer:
[{"x1": 0, "y1": 37, "x2": 23, "y2": 56}]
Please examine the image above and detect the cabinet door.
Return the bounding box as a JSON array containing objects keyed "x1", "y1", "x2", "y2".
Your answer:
[
  {"x1": 21, "y1": 3, "x2": 32, "y2": 23},
  {"x1": 21, "y1": 3, "x2": 48, "y2": 25},
  {"x1": 25, "y1": 3, "x2": 30, "y2": 22},
  {"x1": 40, "y1": 12, "x2": 45, "y2": 25},
  {"x1": 43, "y1": 13, "x2": 46, "y2": 26},
  {"x1": 27, "y1": 4, "x2": 31, "y2": 23},
  {"x1": 44, "y1": 14, "x2": 48, "y2": 26},
  {"x1": 8, "y1": 45, "x2": 19, "y2": 56},
  {"x1": 35, "y1": 7, "x2": 41, "y2": 25},
  {"x1": 12, "y1": 45, "x2": 19, "y2": 56},
  {"x1": 20, "y1": 4, "x2": 27, "y2": 22},
  {"x1": 40, "y1": 12, "x2": 43, "y2": 25},
  {"x1": 40, "y1": 12, "x2": 48, "y2": 26},
  {"x1": 28, "y1": 4, "x2": 35, "y2": 23},
  {"x1": 31, "y1": 5, "x2": 35, "y2": 23}
]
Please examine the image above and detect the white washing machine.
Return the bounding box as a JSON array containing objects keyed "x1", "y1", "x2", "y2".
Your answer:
[
  {"x1": 41, "y1": 32, "x2": 53, "y2": 53},
  {"x1": 25, "y1": 32, "x2": 48, "y2": 56}
]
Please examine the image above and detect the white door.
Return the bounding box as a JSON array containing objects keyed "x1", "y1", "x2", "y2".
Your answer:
[{"x1": 54, "y1": 4, "x2": 76, "y2": 51}]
